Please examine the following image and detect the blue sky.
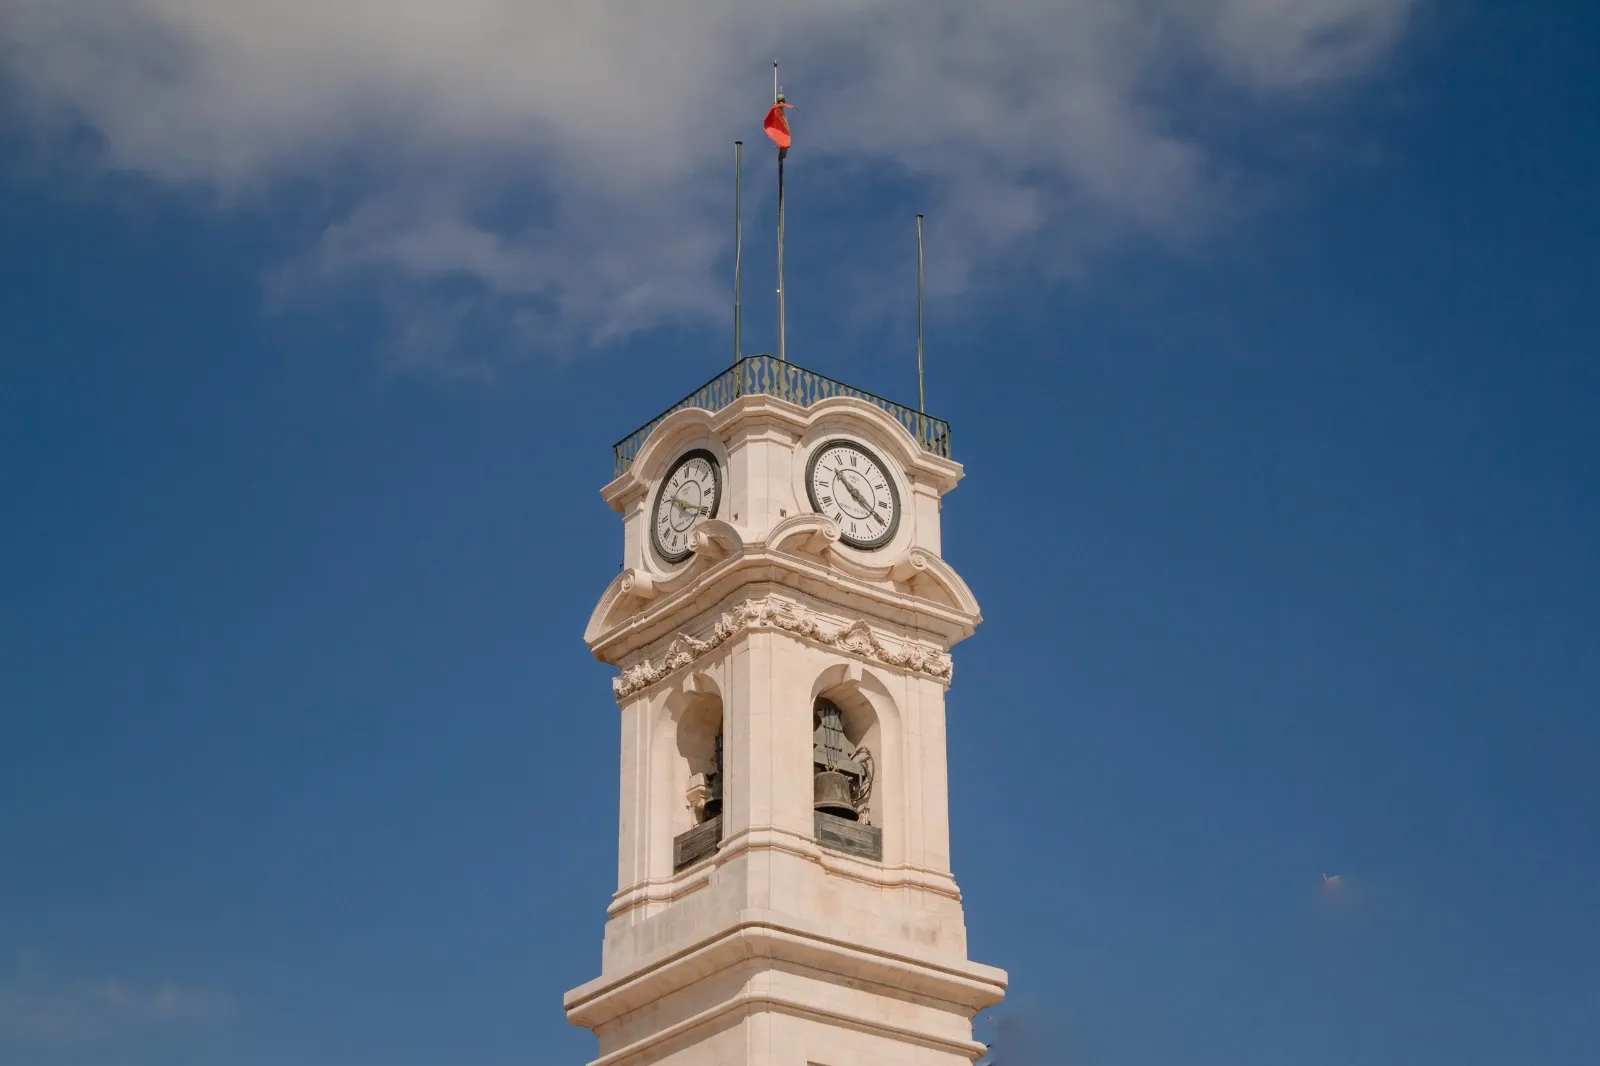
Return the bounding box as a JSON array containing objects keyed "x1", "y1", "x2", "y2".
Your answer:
[{"x1": 1, "y1": 2, "x2": 1596, "y2": 1064}]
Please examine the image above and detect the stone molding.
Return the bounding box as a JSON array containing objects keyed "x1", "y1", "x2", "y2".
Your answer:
[
  {"x1": 586, "y1": 988, "x2": 985, "y2": 1066},
  {"x1": 565, "y1": 912, "x2": 1006, "y2": 1040},
  {"x1": 585, "y1": 526, "x2": 981, "y2": 658},
  {"x1": 612, "y1": 596, "x2": 953, "y2": 699},
  {"x1": 605, "y1": 823, "x2": 965, "y2": 921},
  {"x1": 603, "y1": 394, "x2": 963, "y2": 510}
]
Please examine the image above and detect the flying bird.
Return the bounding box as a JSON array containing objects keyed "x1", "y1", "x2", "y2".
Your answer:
[{"x1": 1322, "y1": 873, "x2": 1340, "y2": 885}]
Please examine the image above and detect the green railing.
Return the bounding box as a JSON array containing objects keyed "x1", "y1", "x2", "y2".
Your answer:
[{"x1": 612, "y1": 354, "x2": 952, "y2": 476}]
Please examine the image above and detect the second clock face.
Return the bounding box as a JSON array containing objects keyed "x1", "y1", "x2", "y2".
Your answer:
[
  {"x1": 806, "y1": 439, "x2": 901, "y2": 549},
  {"x1": 652, "y1": 449, "x2": 721, "y2": 563}
]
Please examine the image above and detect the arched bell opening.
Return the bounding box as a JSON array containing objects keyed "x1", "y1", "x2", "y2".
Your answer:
[
  {"x1": 812, "y1": 697, "x2": 871, "y2": 821},
  {"x1": 677, "y1": 696, "x2": 724, "y2": 826},
  {"x1": 670, "y1": 689, "x2": 725, "y2": 872},
  {"x1": 811, "y1": 692, "x2": 884, "y2": 862}
]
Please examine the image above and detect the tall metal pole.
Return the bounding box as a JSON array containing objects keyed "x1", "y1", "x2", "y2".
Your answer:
[
  {"x1": 774, "y1": 60, "x2": 786, "y2": 363},
  {"x1": 734, "y1": 140, "x2": 743, "y2": 364},
  {"x1": 916, "y1": 213, "x2": 925, "y2": 411}
]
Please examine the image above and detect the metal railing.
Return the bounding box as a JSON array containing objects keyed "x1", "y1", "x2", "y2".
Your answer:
[{"x1": 612, "y1": 354, "x2": 952, "y2": 476}]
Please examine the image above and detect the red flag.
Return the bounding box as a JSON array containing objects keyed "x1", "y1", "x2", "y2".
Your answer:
[{"x1": 763, "y1": 102, "x2": 795, "y2": 150}]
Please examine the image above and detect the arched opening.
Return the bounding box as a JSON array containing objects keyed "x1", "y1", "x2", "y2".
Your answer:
[
  {"x1": 812, "y1": 697, "x2": 871, "y2": 821},
  {"x1": 671, "y1": 692, "x2": 724, "y2": 872},
  {"x1": 677, "y1": 696, "x2": 724, "y2": 825},
  {"x1": 811, "y1": 692, "x2": 884, "y2": 862}
]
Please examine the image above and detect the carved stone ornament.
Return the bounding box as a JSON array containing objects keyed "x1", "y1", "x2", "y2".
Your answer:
[
  {"x1": 612, "y1": 597, "x2": 952, "y2": 698},
  {"x1": 685, "y1": 772, "x2": 712, "y2": 820}
]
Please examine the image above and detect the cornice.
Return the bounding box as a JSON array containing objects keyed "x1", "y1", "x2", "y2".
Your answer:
[
  {"x1": 588, "y1": 538, "x2": 981, "y2": 666},
  {"x1": 601, "y1": 394, "x2": 963, "y2": 511},
  {"x1": 582, "y1": 987, "x2": 987, "y2": 1066},
  {"x1": 611, "y1": 595, "x2": 953, "y2": 700},
  {"x1": 564, "y1": 911, "x2": 1007, "y2": 1033}
]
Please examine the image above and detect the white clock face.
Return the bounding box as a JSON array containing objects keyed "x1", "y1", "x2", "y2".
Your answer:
[
  {"x1": 806, "y1": 439, "x2": 900, "y2": 549},
  {"x1": 652, "y1": 449, "x2": 721, "y2": 562}
]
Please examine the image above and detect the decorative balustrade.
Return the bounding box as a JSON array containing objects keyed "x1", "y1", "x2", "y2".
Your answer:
[{"x1": 613, "y1": 354, "x2": 952, "y2": 477}]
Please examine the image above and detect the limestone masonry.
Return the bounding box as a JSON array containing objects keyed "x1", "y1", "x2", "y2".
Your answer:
[{"x1": 565, "y1": 372, "x2": 1006, "y2": 1066}]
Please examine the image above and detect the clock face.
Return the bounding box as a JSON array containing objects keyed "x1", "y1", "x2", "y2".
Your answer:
[
  {"x1": 805, "y1": 439, "x2": 901, "y2": 549},
  {"x1": 652, "y1": 449, "x2": 721, "y2": 562}
]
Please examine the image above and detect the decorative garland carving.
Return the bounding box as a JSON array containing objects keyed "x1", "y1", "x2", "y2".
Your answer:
[{"x1": 613, "y1": 597, "x2": 952, "y2": 698}]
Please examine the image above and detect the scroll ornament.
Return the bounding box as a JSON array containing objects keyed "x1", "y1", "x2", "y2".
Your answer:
[{"x1": 613, "y1": 597, "x2": 952, "y2": 698}]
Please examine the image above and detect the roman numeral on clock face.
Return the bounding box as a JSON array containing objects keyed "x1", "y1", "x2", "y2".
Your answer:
[
  {"x1": 808, "y1": 440, "x2": 898, "y2": 550},
  {"x1": 654, "y1": 450, "x2": 720, "y2": 562}
]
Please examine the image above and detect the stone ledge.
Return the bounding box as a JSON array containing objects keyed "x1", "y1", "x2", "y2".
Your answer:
[
  {"x1": 585, "y1": 986, "x2": 987, "y2": 1066},
  {"x1": 565, "y1": 911, "x2": 1007, "y2": 1030}
]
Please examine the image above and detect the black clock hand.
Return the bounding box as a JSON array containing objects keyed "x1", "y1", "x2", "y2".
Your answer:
[{"x1": 842, "y1": 476, "x2": 874, "y2": 518}]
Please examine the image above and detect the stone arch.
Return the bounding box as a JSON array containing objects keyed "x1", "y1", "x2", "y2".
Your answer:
[
  {"x1": 627, "y1": 407, "x2": 722, "y2": 488},
  {"x1": 654, "y1": 672, "x2": 725, "y2": 874},
  {"x1": 809, "y1": 663, "x2": 903, "y2": 864}
]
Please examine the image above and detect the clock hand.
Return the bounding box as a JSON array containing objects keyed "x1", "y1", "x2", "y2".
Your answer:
[{"x1": 841, "y1": 477, "x2": 874, "y2": 518}]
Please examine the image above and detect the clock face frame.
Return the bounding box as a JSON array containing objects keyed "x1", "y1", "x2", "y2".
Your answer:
[
  {"x1": 805, "y1": 438, "x2": 902, "y2": 550},
  {"x1": 651, "y1": 448, "x2": 722, "y2": 563}
]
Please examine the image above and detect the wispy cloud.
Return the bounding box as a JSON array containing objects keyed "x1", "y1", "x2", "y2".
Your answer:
[
  {"x1": 0, "y1": 957, "x2": 233, "y2": 1042},
  {"x1": 0, "y1": 0, "x2": 1416, "y2": 367}
]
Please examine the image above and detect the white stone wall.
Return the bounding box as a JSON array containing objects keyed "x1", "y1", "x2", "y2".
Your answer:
[
  {"x1": 603, "y1": 628, "x2": 968, "y2": 968},
  {"x1": 604, "y1": 396, "x2": 960, "y2": 584},
  {"x1": 569, "y1": 395, "x2": 1003, "y2": 1066}
]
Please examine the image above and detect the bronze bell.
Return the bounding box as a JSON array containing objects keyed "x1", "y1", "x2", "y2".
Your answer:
[
  {"x1": 813, "y1": 769, "x2": 858, "y2": 820},
  {"x1": 703, "y1": 770, "x2": 722, "y2": 819}
]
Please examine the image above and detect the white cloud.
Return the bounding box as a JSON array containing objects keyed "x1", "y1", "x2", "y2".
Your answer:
[
  {"x1": 0, "y1": 961, "x2": 233, "y2": 1041},
  {"x1": 0, "y1": 0, "x2": 1416, "y2": 366},
  {"x1": 1201, "y1": 0, "x2": 1413, "y2": 88}
]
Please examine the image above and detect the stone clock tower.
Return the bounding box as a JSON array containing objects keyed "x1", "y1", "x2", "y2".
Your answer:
[{"x1": 564, "y1": 356, "x2": 1006, "y2": 1065}]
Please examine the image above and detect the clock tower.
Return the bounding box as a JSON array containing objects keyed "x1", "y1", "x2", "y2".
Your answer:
[{"x1": 564, "y1": 355, "x2": 1006, "y2": 1065}]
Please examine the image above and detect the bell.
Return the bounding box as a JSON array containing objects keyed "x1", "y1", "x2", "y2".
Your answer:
[
  {"x1": 813, "y1": 770, "x2": 858, "y2": 820},
  {"x1": 704, "y1": 770, "x2": 722, "y2": 819}
]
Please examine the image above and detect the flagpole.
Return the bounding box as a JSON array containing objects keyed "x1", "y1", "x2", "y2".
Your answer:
[
  {"x1": 916, "y1": 212, "x2": 926, "y2": 411},
  {"x1": 774, "y1": 59, "x2": 786, "y2": 363},
  {"x1": 734, "y1": 140, "x2": 743, "y2": 364}
]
